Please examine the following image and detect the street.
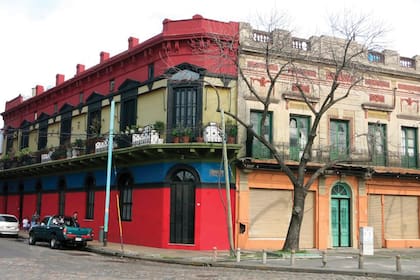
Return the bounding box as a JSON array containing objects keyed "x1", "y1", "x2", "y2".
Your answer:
[{"x1": 0, "y1": 236, "x2": 394, "y2": 280}]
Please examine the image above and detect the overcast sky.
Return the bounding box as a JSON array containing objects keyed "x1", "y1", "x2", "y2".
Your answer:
[{"x1": 1, "y1": 0, "x2": 419, "y2": 128}]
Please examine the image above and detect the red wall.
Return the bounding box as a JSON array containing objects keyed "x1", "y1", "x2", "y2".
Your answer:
[
  {"x1": 22, "y1": 194, "x2": 36, "y2": 223},
  {"x1": 0, "y1": 195, "x2": 4, "y2": 212},
  {"x1": 4, "y1": 184, "x2": 235, "y2": 251},
  {"x1": 5, "y1": 195, "x2": 19, "y2": 218},
  {"x1": 41, "y1": 193, "x2": 58, "y2": 216}
]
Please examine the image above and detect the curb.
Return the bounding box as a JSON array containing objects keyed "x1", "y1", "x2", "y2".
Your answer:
[{"x1": 85, "y1": 246, "x2": 420, "y2": 280}]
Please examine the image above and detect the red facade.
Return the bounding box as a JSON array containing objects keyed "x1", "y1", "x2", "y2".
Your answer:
[
  {"x1": 1, "y1": 15, "x2": 239, "y2": 251},
  {"x1": 2, "y1": 15, "x2": 238, "y2": 129}
]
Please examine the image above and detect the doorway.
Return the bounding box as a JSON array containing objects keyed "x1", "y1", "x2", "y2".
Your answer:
[
  {"x1": 331, "y1": 183, "x2": 351, "y2": 247},
  {"x1": 169, "y1": 169, "x2": 197, "y2": 244}
]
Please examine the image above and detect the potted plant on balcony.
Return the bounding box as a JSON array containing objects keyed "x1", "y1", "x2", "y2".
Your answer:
[
  {"x1": 16, "y1": 147, "x2": 33, "y2": 166},
  {"x1": 153, "y1": 121, "x2": 165, "y2": 138},
  {"x1": 226, "y1": 119, "x2": 238, "y2": 144},
  {"x1": 50, "y1": 145, "x2": 67, "y2": 160},
  {"x1": 171, "y1": 126, "x2": 182, "y2": 143},
  {"x1": 182, "y1": 127, "x2": 193, "y2": 143},
  {"x1": 0, "y1": 154, "x2": 10, "y2": 170},
  {"x1": 195, "y1": 122, "x2": 204, "y2": 143},
  {"x1": 72, "y1": 138, "x2": 86, "y2": 157}
]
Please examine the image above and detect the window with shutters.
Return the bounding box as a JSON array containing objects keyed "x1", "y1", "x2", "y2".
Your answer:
[
  {"x1": 249, "y1": 110, "x2": 272, "y2": 159},
  {"x1": 401, "y1": 126, "x2": 418, "y2": 168},
  {"x1": 60, "y1": 111, "x2": 72, "y2": 146},
  {"x1": 118, "y1": 174, "x2": 133, "y2": 221},
  {"x1": 37, "y1": 114, "x2": 49, "y2": 150},
  {"x1": 368, "y1": 123, "x2": 387, "y2": 166},
  {"x1": 330, "y1": 119, "x2": 349, "y2": 160},
  {"x1": 20, "y1": 122, "x2": 30, "y2": 150},
  {"x1": 85, "y1": 175, "x2": 95, "y2": 220},
  {"x1": 290, "y1": 115, "x2": 310, "y2": 161}
]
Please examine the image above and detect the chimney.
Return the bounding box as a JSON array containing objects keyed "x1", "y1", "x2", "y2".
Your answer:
[
  {"x1": 128, "y1": 37, "x2": 139, "y2": 49},
  {"x1": 56, "y1": 74, "x2": 65, "y2": 86},
  {"x1": 100, "y1": 51, "x2": 110, "y2": 63},
  {"x1": 76, "y1": 64, "x2": 85, "y2": 75},
  {"x1": 34, "y1": 85, "x2": 44, "y2": 96}
]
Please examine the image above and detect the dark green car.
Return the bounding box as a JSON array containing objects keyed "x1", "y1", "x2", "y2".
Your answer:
[{"x1": 28, "y1": 215, "x2": 93, "y2": 249}]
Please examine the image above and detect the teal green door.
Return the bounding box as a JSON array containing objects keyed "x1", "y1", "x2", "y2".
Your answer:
[{"x1": 331, "y1": 184, "x2": 351, "y2": 247}]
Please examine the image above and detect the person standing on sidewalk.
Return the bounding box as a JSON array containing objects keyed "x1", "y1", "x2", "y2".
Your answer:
[
  {"x1": 22, "y1": 217, "x2": 30, "y2": 231},
  {"x1": 72, "y1": 211, "x2": 80, "y2": 227}
]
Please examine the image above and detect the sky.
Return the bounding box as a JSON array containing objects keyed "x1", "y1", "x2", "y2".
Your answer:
[{"x1": 0, "y1": 0, "x2": 419, "y2": 128}]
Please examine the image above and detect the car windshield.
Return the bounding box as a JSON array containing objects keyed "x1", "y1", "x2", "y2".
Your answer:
[{"x1": 0, "y1": 215, "x2": 18, "y2": 222}]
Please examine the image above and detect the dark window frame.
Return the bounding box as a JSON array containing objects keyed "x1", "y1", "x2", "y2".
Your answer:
[
  {"x1": 118, "y1": 174, "x2": 133, "y2": 221},
  {"x1": 37, "y1": 116, "x2": 49, "y2": 150},
  {"x1": 20, "y1": 122, "x2": 30, "y2": 150},
  {"x1": 35, "y1": 181, "x2": 42, "y2": 216},
  {"x1": 60, "y1": 110, "x2": 72, "y2": 146},
  {"x1": 58, "y1": 177, "x2": 66, "y2": 216},
  {"x1": 85, "y1": 175, "x2": 95, "y2": 220},
  {"x1": 167, "y1": 83, "x2": 203, "y2": 139}
]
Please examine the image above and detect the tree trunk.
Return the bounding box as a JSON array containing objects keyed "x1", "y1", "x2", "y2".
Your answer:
[{"x1": 283, "y1": 185, "x2": 307, "y2": 251}]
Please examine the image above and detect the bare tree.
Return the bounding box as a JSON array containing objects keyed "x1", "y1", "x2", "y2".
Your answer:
[
  {"x1": 217, "y1": 10, "x2": 386, "y2": 251},
  {"x1": 160, "y1": 11, "x2": 386, "y2": 251}
]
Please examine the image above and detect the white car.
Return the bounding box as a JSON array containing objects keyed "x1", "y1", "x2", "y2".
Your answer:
[{"x1": 0, "y1": 214, "x2": 19, "y2": 237}]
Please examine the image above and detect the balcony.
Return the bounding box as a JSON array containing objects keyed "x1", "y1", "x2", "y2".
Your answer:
[
  {"x1": 246, "y1": 141, "x2": 420, "y2": 171},
  {"x1": 0, "y1": 122, "x2": 240, "y2": 177}
]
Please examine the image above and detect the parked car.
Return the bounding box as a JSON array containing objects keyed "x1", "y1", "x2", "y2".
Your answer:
[
  {"x1": 0, "y1": 214, "x2": 19, "y2": 237},
  {"x1": 28, "y1": 215, "x2": 93, "y2": 249}
]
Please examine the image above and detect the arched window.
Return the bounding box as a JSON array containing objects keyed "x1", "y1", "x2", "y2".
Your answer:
[
  {"x1": 85, "y1": 175, "x2": 95, "y2": 219},
  {"x1": 331, "y1": 183, "x2": 351, "y2": 198},
  {"x1": 118, "y1": 174, "x2": 133, "y2": 221}
]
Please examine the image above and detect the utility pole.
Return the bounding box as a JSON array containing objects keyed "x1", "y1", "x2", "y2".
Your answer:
[
  {"x1": 103, "y1": 99, "x2": 115, "y2": 246},
  {"x1": 221, "y1": 109, "x2": 235, "y2": 256}
]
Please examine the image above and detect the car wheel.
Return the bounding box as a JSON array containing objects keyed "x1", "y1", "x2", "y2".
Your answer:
[
  {"x1": 77, "y1": 242, "x2": 87, "y2": 250},
  {"x1": 50, "y1": 236, "x2": 59, "y2": 249},
  {"x1": 28, "y1": 233, "x2": 36, "y2": 245}
]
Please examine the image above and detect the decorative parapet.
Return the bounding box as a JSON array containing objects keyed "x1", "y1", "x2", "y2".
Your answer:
[{"x1": 240, "y1": 22, "x2": 420, "y2": 75}]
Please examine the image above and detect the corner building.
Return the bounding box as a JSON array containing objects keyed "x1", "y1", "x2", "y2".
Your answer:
[{"x1": 0, "y1": 15, "x2": 240, "y2": 250}]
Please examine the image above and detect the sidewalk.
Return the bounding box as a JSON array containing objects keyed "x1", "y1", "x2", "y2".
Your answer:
[
  {"x1": 85, "y1": 241, "x2": 420, "y2": 279},
  {"x1": 20, "y1": 231, "x2": 420, "y2": 279}
]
